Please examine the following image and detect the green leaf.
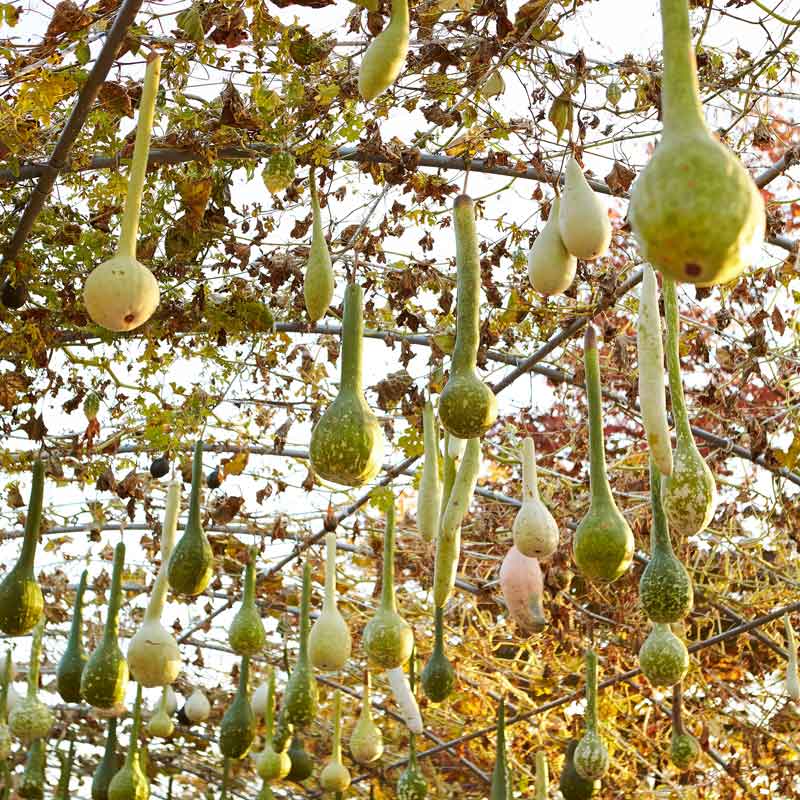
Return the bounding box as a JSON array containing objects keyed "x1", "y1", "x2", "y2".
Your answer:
[{"x1": 176, "y1": 6, "x2": 204, "y2": 43}]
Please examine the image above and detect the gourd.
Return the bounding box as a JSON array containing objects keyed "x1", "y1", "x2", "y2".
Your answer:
[
  {"x1": 167, "y1": 441, "x2": 214, "y2": 596},
  {"x1": 319, "y1": 689, "x2": 351, "y2": 793},
  {"x1": 303, "y1": 170, "x2": 335, "y2": 323},
  {"x1": 108, "y1": 683, "x2": 149, "y2": 800},
  {"x1": 18, "y1": 738, "x2": 45, "y2": 800},
  {"x1": 0, "y1": 459, "x2": 44, "y2": 635},
  {"x1": 573, "y1": 650, "x2": 609, "y2": 781},
  {"x1": 417, "y1": 401, "x2": 442, "y2": 543},
  {"x1": 627, "y1": 0, "x2": 765, "y2": 286},
  {"x1": 9, "y1": 618, "x2": 53, "y2": 742},
  {"x1": 83, "y1": 55, "x2": 162, "y2": 331},
  {"x1": 637, "y1": 265, "x2": 673, "y2": 476},
  {"x1": 785, "y1": 614, "x2": 800, "y2": 702},
  {"x1": 252, "y1": 682, "x2": 268, "y2": 718},
  {"x1": 0, "y1": 652, "x2": 11, "y2": 760},
  {"x1": 349, "y1": 671, "x2": 383, "y2": 764},
  {"x1": 661, "y1": 279, "x2": 717, "y2": 535},
  {"x1": 499, "y1": 546, "x2": 546, "y2": 634},
  {"x1": 512, "y1": 437, "x2": 559, "y2": 560},
  {"x1": 447, "y1": 435, "x2": 466, "y2": 462},
  {"x1": 639, "y1": 623, "x2": 689, "y2": 687},
  {"x1": 363, "y1": 497, "x2": 414, "y2": 670},
  {"x1": 92, "y1": 717, "x2": 124, "y2": 800},
  {"x1": 439, "y1": 195, "x2": 498, "y2": 439},
  {"x1": 387, "y1": 665, "x2": 423, "y2": 734},
  {"x1": 164, "y1": 685, "x2": 178, "y2": 714},
  {"x1": 573, "y1": 326, "x2": 635, "y2": 583},
  {"x1": 55, "y1": 740, "x2": 75, "y2": 800},
  {"x1": 185, "y1": 688, "x2": 211, "y2": 723},
  {"x1": 357, "y1": 0, "x2": 409, "y2": 101},
  {"x1": 639, "y1": 458, "x2": 693, "y2": 623},
  {"x1": 255, "y1": 668, "x2": 290, "y2": 782},
  {"x1": 534, "y1": 750, "x2": 549, "y2": 800},
  {"x1": 56, "y1": 569, "x2": 89, "y2": 702},
  {"x1": 309, "y1": 532, "x2": 352, "y2": 670},
  {"x1": 229, "y1": 547, "x2": 267, "y2": 657},
  {"x1": 670, "y1": 684, "x2": 700, "y2": 770},
  {"x1": 220, "y1": 655, "x2": 256, "y2": 759},
  {"x1": 527, "y1": 197, "x2": 577, "y2": 296},
  {"x1": 489, "y1": 698, "x2": 510, "y2": 800},
  {"x1": 148, "y1": 687, "x2": 175, "y2": 738},
  {"x1": 558, "y1": 157, "x2": 612, "y2": 261},
  {"x1": 396, "y1": 702, "x2": 428, "y2": 800},
  {"x1": 262, "y1": 151, "x2": 296, "y2": 195},
  {"x1": 149, "y1": 454, "x2": 169, "y2": 479},
  {"x1": 81, "y1": 542, "x2": 129, "y2": 709},
  {"x1": 129, "y1": 480, "x2": 182, "y2": 686},
  {"x1": 559, "y1": 740, "x2": 600, "y2": 800},
  {"x1": 421, "y1": 606, "x2": 455, "y2": 703},
  {"x1": 309, "y1": 283, "x2": 385, "y2": 486},
  {"x1": 286, "y1": 735, "x2": 314, "y2": 783}
]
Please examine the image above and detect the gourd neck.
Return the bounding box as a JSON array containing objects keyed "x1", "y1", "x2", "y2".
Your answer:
[
  {"x1": 117, "y1": 56, "x2": 162, "y2": 260},
  {"x1": 534, "y1": 750, "x2": 548, "y2": 800},
  {"x1": 310, "y1": 171, "x2": 325, "y2": 247},
  {"x1": 67, "y1": 570, "x2": 88, "y2": 648},
  {"x1": 27, "y1": 618, "x2": 45, "y2": 698},
  {"x1": 663, "y1": 279, "x2": 693, "y2": 440},
  {"x1": 222, "y1": 758, "x2": 230, "y2": 800},
  {"x1": 521, "y1": 437, "x2": 539, "y2": 502},
  {"x1": 659, "y1": 0, "x2": 706, "y2": 134},
  {"x1": 422, "y1": 400, "x2": 438, "y2": 456},
  {"x1": 649, "y1": 458, "x2": 673, "y2": 555},
  {"x1": 298, "y1": 560, "x2": 312, "y2": 660},
  {"x1": 146, "y1": 480, "x2": 180, "y2": 624},
  {"x1": 340, "y1": 283, "x2": 364, "y2": 394},
  {"x1": 584, "y1": 649, "x2": 599, "y2": 733},
  {"x1": 265, "y1": 667, "x2": 276, "y2": 739},
  {"x1": 380, "y1": 501, "x2": 398, "y2": 613},
  {"x1": 785, "y1": 614, "x2": 798, "y2": 671},
  {"x1": 243, "y1": 550, "x2": 257, "y2": 608},
  {"x1": 331, "y1": 689, "x2": 343, "y2": 763},
  {"x1": 433, "y1": 605, "x2": 445, "y2": 653},
  {"x1": 57, "y1": 740, "x2": 74, "y2": 796},
  {"x1": 671, "y1": 683, "x2": 685, "y2": 735},
  {"x1": 495, "y1": 697, "x2": 507, "y2": 775},
  {"x1": 237, "y1": 656, "x2": 251, "y2": 700},
  {"x1": 452, "y1": 195, "x2": 480, "y2": 375},
  {"x1": 103, "y1": 717, "x2": 118, "y2": 761},
  {"x1": 104, "y1": 542, "x2": 125, "y2": 644},
  {"x1": 408, "y1": 731, "x2": 418, "y2": 767},
  {"x1": 323, "y1": 532, "x2": 338, "y2": 611},
  {"x1": 584, "y1": 327, "x2": 614, "y2": 505},
  {"x1": 186, "y1": 441, "x2": 205, "y2": 536},
  {"x1": 388, "y1": 0, "x2": 409, "y2": 31},
  {"x1": 19, "y1": 460, "x2": 44, "y2": 575},
  {"x1": 362, "y1": 670, "x2": 372, "y2": 711},
  {"x1": 128, "y1": 683, "x2": 144, "y2": 762},
  {"x1": 0, "y1": 649, "x2": 11, "y2": 722},
  {"x1": 439, "y1": 435, "x2": 458, "y2": 532}
]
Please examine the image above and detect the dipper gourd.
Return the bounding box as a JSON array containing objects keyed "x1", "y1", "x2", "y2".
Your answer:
[
  {"x1": 56, "y1": 569, "x2": 89, "y2": 702},
  {"x1": 349, "y1": 671, "x2": 383, "y2": 764},
  {"x1": 416, "y1": 400, "x2": 442, "y2": 543},
  {"x1": 229, "y1": 548, "x2": 267, "y2": 657},
  {"x1": 255, "y1": 668, "x2": 290, "y2": 782},
  {"x1": 573, "y1": 650, "x2": 609, "y2": 781},
  {"x1": 319, "y1": 690, "x2": 351, "y2": 793},
  {"x1": 358, "y1": 0, "x2": 409, "y2": 101},
  {"x1": 92, "y1": 717, "x2": 124, "y2": 800},
  {"x1": 527, "y1": 197, "x2": 577, "y2": 296},
  {"x1": 512, "y1": 436, "x2": 559, "y2": 560},
  {"x1": 9, "y1": 618, "x2": 53, "y2": 742},
  {"x1": 108, "y1": 684, "x2": 149, "y2": 800},
  {"x1": 220, "y1": 655, "x2": 256, "y2": 759},
  {"x1": 499, "y1": 546, "x2": 546, "y2": 634},
  {"x1": 420, "y1": 606, "x2": 455, "y2": 703},
  {"x1": 303, "y1": 170, "x2": 335, "y2": 323},
  {"x1": 639, "y1": 623, "x2": 689, "y2": 688},
  {"x1": 558, "y1": 157, "x2": 612, "y2": 261}
]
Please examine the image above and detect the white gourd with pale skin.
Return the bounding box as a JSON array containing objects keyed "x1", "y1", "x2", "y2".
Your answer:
[
  {"x1": 320, "y1": 690, "x2": 351, "y2": 792},
  {"x1": 255, "y1": 668, "x2": 291, "y2": 782},
  {"x1": 512, "y1": 437, "x2": 559, "y2": 560},
  {"x1": 387, "y1": 666, "x2": 423, "y2": 734},
  {"x1": 127, "y1": 480, "x2": 182, "y2": 687},
  {"x1": 148, "y1": 686, "x2": 175, "y2": 738},
  {"x1": 252, "y1": 682, "x2": 268, "y2": 718},
  {"x1": 357, "y1": 0, "x2": 409, "y2": 102},
  {"x1": 784, "y1": 614, "x2": 800, "y2": 702},
  {"x1": 499, "y1": 546, "x2": 546, "y2": 634},
  {"x1": 349, "y1": 671, "x2": 383, "y2": 764},
  {"x1": 637, "y1": 265, "x2": 674, "y2": 477},
  {"x1": 417, "y1": 401, "x2": 442, "y2": 542},
  {"x1": 164, "y1": 685, "x2": 178, "y2": 715},
  {"x1": 527, "y1": 197, "x2": 577, "y2": 296},
  {"x1": 185, "y1": 688, "x2": 211, "y2": 723},
  {"x1": 309, "y1": 532, "x2": 352, "y2": 671},
  {"x1": 83, "y1": 56, "x2": 162, "y2": 332},
  {"x1": 558, "y1": 157, "x2": 612, "y2": 260}
]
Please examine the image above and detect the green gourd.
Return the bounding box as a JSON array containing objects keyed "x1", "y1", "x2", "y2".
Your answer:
[
  {"x1": 396, "y1": 731, "x2": 428, "y2": 800},
  {"x1": 309, "y1": 283, "x2": 385, "y2": 486},
  {"x1": 534, "y1": 750, "x2": 549, "y2": 800},
  {"x1": 92, "y1": 717, "x2": 124, "y2": 800},
  {"x1": 573, "y1": 650, "x2": 609, "y2": 781},
  {"x1": 56, "y1": 569, "x2": 89, "y2": 702},
  {"x1": 229, "y1": 548, "x2": 267, "y2": 656},
  {"x1": 0, "y1": 460, "x2": 44, "y2": 635},
  {"x1": 363, "y1": 497, "x2": 414, "y2": 670},
  {"x1": 489, "y1": 698, "x2": 510, "y2": 800},
  {"x1": 55, "y1": 740, "x2": 75, "y2": 800},
  {"x1": 286, "y1": 735, "x2": 314, "y2": 783},
  {"x1": 168, "y1": 441, "x2": 214, "y2": 595},
  {"x1": 357, "y1": 0, "x2": 409, "y2": 101},
  {"x1": 81, "y1": 542, "x2": 129, "y2": 709},
  {"x1": 309, "y1": 532, "x2": 352, "y2": 670},
  {"x1": 108, "y1": 683, "x2": 149, "y2": 800},
  {"x1": 0, "y1": 652, "x2": 10, "y2": 760},
  {"x1": 148, "y1": 686, "x2": 175, "y2": 738},
  {"x1": 18, "y1": 738, "x2": 45, "y2": 800},
  {"x1": 255, "y1": 668, "x2": 290, "y2": 782},
  {"x1": 527, "y1": 196, "x2": 577, "y2": 296},
  {"x1": 661, "y1": 279, "x2": 718, "y2": 536},
  {"x1": 558, "y1": 157, "x2": 612, "y2": 261},
  {"x1": 319, "y1": 689, "x2": 351, "y2": 793},
  {"x1": 421, "y1": 606, "x2": 455, "y2": 703},
  {"x1": 785, "y1": 614, "x2": 800, "y2": 702},
  {"x1": 9, "y1": 618, "x2": 53, "y2": 742},
  {"x1": 417, "y1": 400, "x2": 442, "y2": 543},
  {"x1": 573, "y1": 326, "x2": 634, "y2": 583},
  {"x1": 220, "y1": 655, "x2": 256, "y2": 759},
  {"x1": 303, "y1": 170, "x2": 335, "y2": 323},
  {"x1": 639, "y1": 623, "x2": 689, "y2": 688},
  {"x1": 349, "y1": 670, "x2": 383, "y2": 765},
  {"x1": 628, "y1": 0, "x2": 765, "y2": 286},
  {"x1": 439, "y1": 195, "x2": 498, "y2": 439},
  {"x1": 512, "y1": 437, "x2": 559, "y2": 560},
  {"x1": 670, "y1": 684, "x2": 700, "y2": 770},
  {"x1": 559, "y1": 740, "x2": 599, "y2": 800}
]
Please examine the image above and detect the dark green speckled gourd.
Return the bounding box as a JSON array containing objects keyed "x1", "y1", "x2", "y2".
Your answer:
[
  {"x1": 229, "y1": 548, "x2": 266, "y2": 656},
  {"x1": 0, "y1": 460, "x2": 44, "y2": 635},
  {"x1": 559, "y1": 740, "x2": 599, "y2": 800},
  {"x1": 92, "y1": 717, "x2": 124, "y2": 800},
  {"x1": 220, "y1": 655, "x2": 256, "y2": 759},
  {"x1": 81, "y1": 542, "x2": 128, "y2": 709},
  {"x1": 108, "y1": 683, "x2": 149, "y2": 800},
  {"x1": 56, "y1": 569, "x2": 88, "y2": 702},
  {"x1": 639, "y1": 622, "x2": 689, "y2": 688},
  {"x1": 489, "y1": 698, "x2": 510, "y2": 800},
  {"x1": 421, "y1": 606, "x2": 455, "y2": 703},
  {"x1": 573, "y1": 650, "x2": 609, "y2": 782},
  {"x1": 54, "y1": 739, "x2": 75, "y2": 800},
  {"x1": 396, "y1": 729, "x2": 427, "y2": 800},
  {"x1": 670, "y1": 683, "x2": 701, "y2": 770},
  {"x1": 309, "y1": 283, "x2": 384, "y2": 486},
  {"x1": 18, "y1": 738, "x2": 45, "y2": 799}
]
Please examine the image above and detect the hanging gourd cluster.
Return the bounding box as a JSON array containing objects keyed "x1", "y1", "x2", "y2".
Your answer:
[{"x1": 0, "y1": 0, "x2": 793, "y2": 797}]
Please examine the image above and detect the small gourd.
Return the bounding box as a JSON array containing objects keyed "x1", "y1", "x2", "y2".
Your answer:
[
  {"x1": 573, "y1": 326, "x2": 634, "y2": 582},
  {"x1": 0, "y1": 652, "x2": 12, "y2": 760},
  {"x1": 83, "y1": 56, "x2": 162, "y2": 331},
  {"x1": 92, "y1": 717, "x2": 124, "y2": 800},
  {"x1": 262, "y1": 151, "x2": 296, "y2": 195},
  {"x1": 81, "y1": 542, "x2": 129, "y2": 709},
  {"x1": 358, "y1": 0, "x2": 409, "y2": 101},
  {"x1": 168, "y1": 441, "x2": 214, "y2": 596},
  {"x1": 439, "y1": 195, "x2": 498, "y2": 439},
  {"x1": 421, "y1": 606, "x2": 455, "y2": 703},
  {"x1": 303, "y1": 170, "x2": 335, "y2": 323},
  {"x1": 309, "y1": 283, "x2": 385, "y2": 486},
  {"x1": 396, "y1": 731, "x2": 427, "y2": 800},
  {"x1": 499, "y1": 546, "x2": 546, "y2": 634},
  {"x1": 363, "y1": 496, "x2": 414, "y2": 670},
  {"x1": 9, "y1": 618, "x2": 53, "y2": 742},
  {"x1": 785, "y1": 614, "x2": 800, "y2": 702},
  {"x1": 55, "y1": 740, "x2": 75, "y2": 800},
  {"x1": 489, "y1": 698, "x2": 510, "y2": 800},
  {"x1": 185, "y1": 688, "x2": 211, "y2": 723},
  {"x1": 670, "y1": 684, "x2": 701, "y2": 770},
  {"x1": 319, "y1": 689, "x2": 351, "y2": 793},
  {"x1": 349, "y1": 671, "x2": 383, "y2": 764},
  {"x1": 255, "y1": 668, "x2": 290, "y2": 782},
  {"x1": 573, "y1": 650, "x2": 609, "y2": 782},
  {"x1": 558, "y1": 157, "x2": 612, "y2": 261},
  {"x1": 527, "y1": 197, "x2": 577, "y2": 296},
  {"x1": 512, "y1": 437, "x2": 559, "y2": 560},
  {"x1": 639, "y1": 623, "x2": 689, "y2": 688},
  {"x1": 559, "y1": 740, "x2": 600, "y2": 800},
  {"x1": 309, "y1": 532, "x2": 352, "y2": 670},
  {"x1": 220, "y1": 655, "x2": 256, "y2": 760},
  {"x1": 108, "y1": 683, "x2": 149, "y2": 800},
  {"x1": 534, "y1": 750, "x2": 549, "y2": 800},
  {"x1": 229, "y1": 548, "x2": 267, "y2": 657},
  {"x1": 627, "y1": 0, "x2": 765, "y2": 286},
  {"x1": 56, "y1": 569, "x2": 89, "y2": 702},
  {"x1": 18, "y1": 738, "x2": 45, "y2": 800},
  {"x1": 129, "y1": 480, "x2": 182, "y2": 686},
  {"x1": 148, "y1": 686, "x2": 175, "y2": 738},
  {"x1": 416, "y1": 400, "x2": 442, "y2": 543},
  {"x1": 252, "y1": 681, "x2": 268, "y2": 718},
  {"x1": 286, "y1": 735, "x2": 314, "y2": 783},
  {"x1": 0, "y1": 460, "x2": 45, "y2": 635}
]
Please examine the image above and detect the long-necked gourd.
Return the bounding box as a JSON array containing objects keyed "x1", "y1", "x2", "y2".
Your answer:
[
  {"x1": 108, "y1": 683, "x2": 149, "y2": 800},
  {"x1": 661, "y1": 279, "x2": 717, "y2": 535},
  {"x1": 349, "y1": 670, "x2": 383, "y2": 764},
  {"x1": 573, "y1": 326, "x2": 634, "y2": 582},
  {"x1": 513, "y1": 437, "x2": 559, "y2": 560},
  {"x1": 0, "y1": 460, "x2": 44, "y2": 635},
  {"x1": 55, "y1": 739, "x2": 75, "y2": 800},
  {"x1": 92, "y1": 717, "x2": 124, "y2": 800},
  {"x1": 421, "y1": 606, "x2": 455, "y2": 702},
  {"x1": 639, "y1": 622, "x2": 689, "y2": 687},
  {"x1": 303, "y1": 170, "x2": 335, "y2": 323},
  {"x1": 148, "y1": 686, "x2": 175, "y2": 738},
  {"x1": 9, "y1": 618, "x2": 53, "y2": 742},
  {"x1": 573, "y1": 650, "x2": 609, "y2": 781},
  {"x1": 309, "y1": 283, "x2": 385, "y2": 486},
  {"x1": 527, "y1": 196, "x2": 577, "y2": 296},
  {"x1": 18, "y1": 738, "x2": 45, "y2": 800},
  {"x1": 168, "y1": 441, "x2": 214, "y2": 596},
  {"x1": 286, "y1": 735, "x2": 314, "y2": 783},
  {"x1": 670, "y1": 683, "x2": 701, "y2": 770},
  {"x1": 185, "y1": 687, "x2": 211, "y2": 723},
  {"x1": 56, "y1": 568, "x2": 88, "y2": 702},
  {"x1": 534, "y1": 750, "x2": 549, "y2": 800},
  {"x1": 417, "y1": 400, "x2": 442, "y2": 543},
  {"x1": 627, "y1": 0, "x2": 765, "y2": 286},
  {"x1": 439, "y1": 195, "x2": 498, "y2": 439},
  {"x1": 83, "y1": 55, "x2": 162, "y2": 331},
  {"x1": 489, "y1": 698, "x2": 510, "y2": 800},
  {"x1": 785, "y1": 614, "x2": 800, "y2": 702},
  {"x1": 357, "y1": 0, "x2": 409, "y2": 101},
  {"x1": 229, "y1": 547, "x2": 267, "y2": 657},
  {"x1": 255, "y1": 667, "x2": 290, "y2": 782},
  {"x1": 363, "y1": 496, "x2": 414, "y2": 670},
  {"x1": 499, "y1": 546, "x2": 546, "y2": 634},
  {"x1": 558, "y1": 157, "x2": 612, "y2": 261},
  {"x1": 309, "y1": 531, "x2": 352, "y2": 670},
  {"x1": 320, "y1": 689, "x2": 351, "y2": 793},
  {"x1": 396, "y1": 658, "x2": 427, "y2": 800},
  {"x1": 637, "y1": 264, "x2": 673, "y2": 476},
  {"x1": 387, "y1": 663, "x2": 423, "y2": 734},
  {"x1": 220, "y1": 655, "x2": 256, "y2": 759},
  {"x1": 81, "y1": 542, "x2": 129, "y2": 709},
  {"x1": 129, "y1": 480, "x2": 182, "y2": 686},
  {"x1": 559, "y1": 740, "x2": 600, "y2": 800},
  {"x1": 0, "y1": 652, "x2": 11, "y2": 760}
]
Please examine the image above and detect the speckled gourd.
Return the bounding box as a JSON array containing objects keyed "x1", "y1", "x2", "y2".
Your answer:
[
  {"x1": 349, "y1": 670, "x2": 383, "y2": 764},
  {"x1": 558, "y1": 157, "x2": 612, "y2": 261},
  {"x1": 396, "y1": 730, "x2": 428, "y2": 800},
  {"x1": 147, "y1": 686, "x2": 175, "y2": 738},
  {"x1": 489, "y1": 698, "x2": 510, "y2": 800},
  {"x1": 513, "y1": 437, "x2": 559, "y2": 560},
  {"x1": 421, "y1": 606, "x2": 455, "y2": 702},
  {"x1": 439, "y1": 195, "x2": 498, "y2": 439},
  {"x1": 320, "y1": 689, "x2": 351, "y2": 792},
  {"x1": 303, "y1": 170, "x2": 335, "y2": 323},
  {"x1": 92, "y1": 717, "x2": 124, "y2": 800},
  {"x1": 573, "y1": 650, "x2": 609, "y2": 781},
  {"x1": 358, "y1": 0, "x2": 409, "y2": 101},
  {"x1": 527, "y1": 196, "x2": 577, "y2": 296},
  {"x1": 220, "y1": 655, "x2": 256, "y2": 759},
  {"x1": 639, "y1": 623, "x2": 689, "y2": 687},
  {"x1": 18, "y1": 738, "x2": 45, "y2": 800},
  {"x1": 255, "y1": 668, "x2": 291, "y2": 782},
  {"x1": 670, "y1": 684, "x2": 701, "y2": 770},
  {"x1": 559, "y1": 740, "x2": 600, "y2": 800},
  {"x1": 627, "y1": 0, "x2": 765, "y2": 286},
  {"x1": 229, "y1": 548, "x2": 267, "y2": 657},
  {"x1": 309, "y1": 283, "x2": 385, "y2": 486},
  {"x1": 417, "y1": 400, "x2": 442, "y2": 543},
  {"x1": 785, "y1": 614, "x2": 800, "y2": 702},
  {"x1": 56, "y1": 569, "x2": 88, "y2": 702},
  {"x1": 10, "y1": 618, "x2": 53, "y2": 742},
  {"x1": 108, "y1": 684, "x2": 149, "y2": 800},
  {"x1": 499, "y1": 546, "x2": 546, "y2": 634}
]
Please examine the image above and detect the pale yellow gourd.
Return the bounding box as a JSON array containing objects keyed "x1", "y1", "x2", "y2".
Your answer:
[
  {"x1": 527, "y1": 197, "x2": 577, "y2": 296},
  {"x1": 147, "y1": 686, "x2": 175, "y2": 738},
  {"x1": 303, "y1": 170, "x2": 335, "y2": 323},
  {"x1": 417, "y1": 401, "x2": 442, "y2": 542},
  {"x1": 785, "y1": 614, "x2": 800, "y2": 703},
  {"x1": 349, "y1": 671, "x2": 383, "y2": 765},
  {"x1": 185, "y1": 687, "x2": 211, "y2": 723},
  {"x1": 358, "y1": 0, "x2": 410, "y2": 102},
  {"x1": 558, "y1": 157, "x2": 612, "y2": 260},
  {"x1": 255, "y1": 668, "x2": 291, "y2": 783},
  {"x1": 320, "y1": 690, "x2": 351, "y2": 792},
  {"x1": 512, "y1": 437, "x2": 559, "y2": 561}
]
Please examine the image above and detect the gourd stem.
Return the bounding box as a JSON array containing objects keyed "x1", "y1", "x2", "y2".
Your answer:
[
  {"x1": 19, "y1": 461, "x2": 44, "y2": 574},
  {"x1": 438, "y1": 435, "x2": 458, "y2": 535},
  {"x1": 433, "y1": 606, "x2": 445, "y2": 651},
  {"x1": 785, "y1": 614, "x2": 798, "y2": 672},
  {"x1": 145, "y1": 480, "x2": 180, "y2": 623},
  {"x1": 323, "y1": 532, "x2": 337, "y2": 611},
  {"x1": 105, "y1": 542, "x2": 125, "y2": 644},
  {"x1": 451, "y1": 195, "x2": 480, "y2": 374},
  {"x1": 186, "y1": 441, "x2": 204, "y2": 533},
  {"x1": 649, "y1": 457, "x2": 673, "y2": 554},
  {"x1": 340, "y1": 284, "x2": 364, "y2": 393},
  {"x1": 422, "y1": 400, "x2": 438, "y2": 458},
  {"x1": 129, "y1": 683, "x2": 144, "y2": 760},
  {"x1": 363, "y1": 669, "x2": 372, "y2": 706},
  {"x1": 521, "y1": 437, "x2": 539, "y2": 501},
  {"x1": 0, "y1": 649, "x2": 11, "y2": 721},
  {"x1": 222, "y1": 757, "x2": 230, "y2": 798},
  {"x1": 243, "y1": 550, "x2": 257, "y2": 607},
  {"x1": 381, "y1": 500, "x2": 398, "y2": 613},
  {"x1": 298, "y1": 560, "x2": 312, "y2": 659},
  {"x1": 534, "y1": 750, "x2": 548, "y2": 800},
  {"x1": 389, "y1": 0, "x2": 409, "y2": 31},
  {"x1": 27, "y1": 618, "x2": 45, "y2": 698},
  {"x1": 117, "y1": 56, "x2": 163, "y2": 259},
  {"x1": 67, "y1": 568, "x2": 88, "y2": 650},
  {"x1": 103, "y1": 717, "x2": 118, "y2": 761},
  {"x1": 663, "y1": 279, "x2": 693, "y2": 441},
  {"x1": 408, "y1": 730, "x2": 418, "y2": 766},
  {"x1": 671, "y1": 682, "x2": 685, "y2": 735},
  {"x1": 331, "y1": 689, "x2": 342, "y2": 763},
  {"x1": 310, "y1": 171, "x2": 325, "y2": 249},
  {"x1": 238, "y1": 655, "x2": 251, "y2": 700},
  {"x1": 584, "y1": 649, "x2": 599, "y2": 733},
  {"x1": 583, "y1": 327, "x2": 614, "y2": 505},
  {"x1": 265, "y1": 666, "x2": 275, "y2": 738}
]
